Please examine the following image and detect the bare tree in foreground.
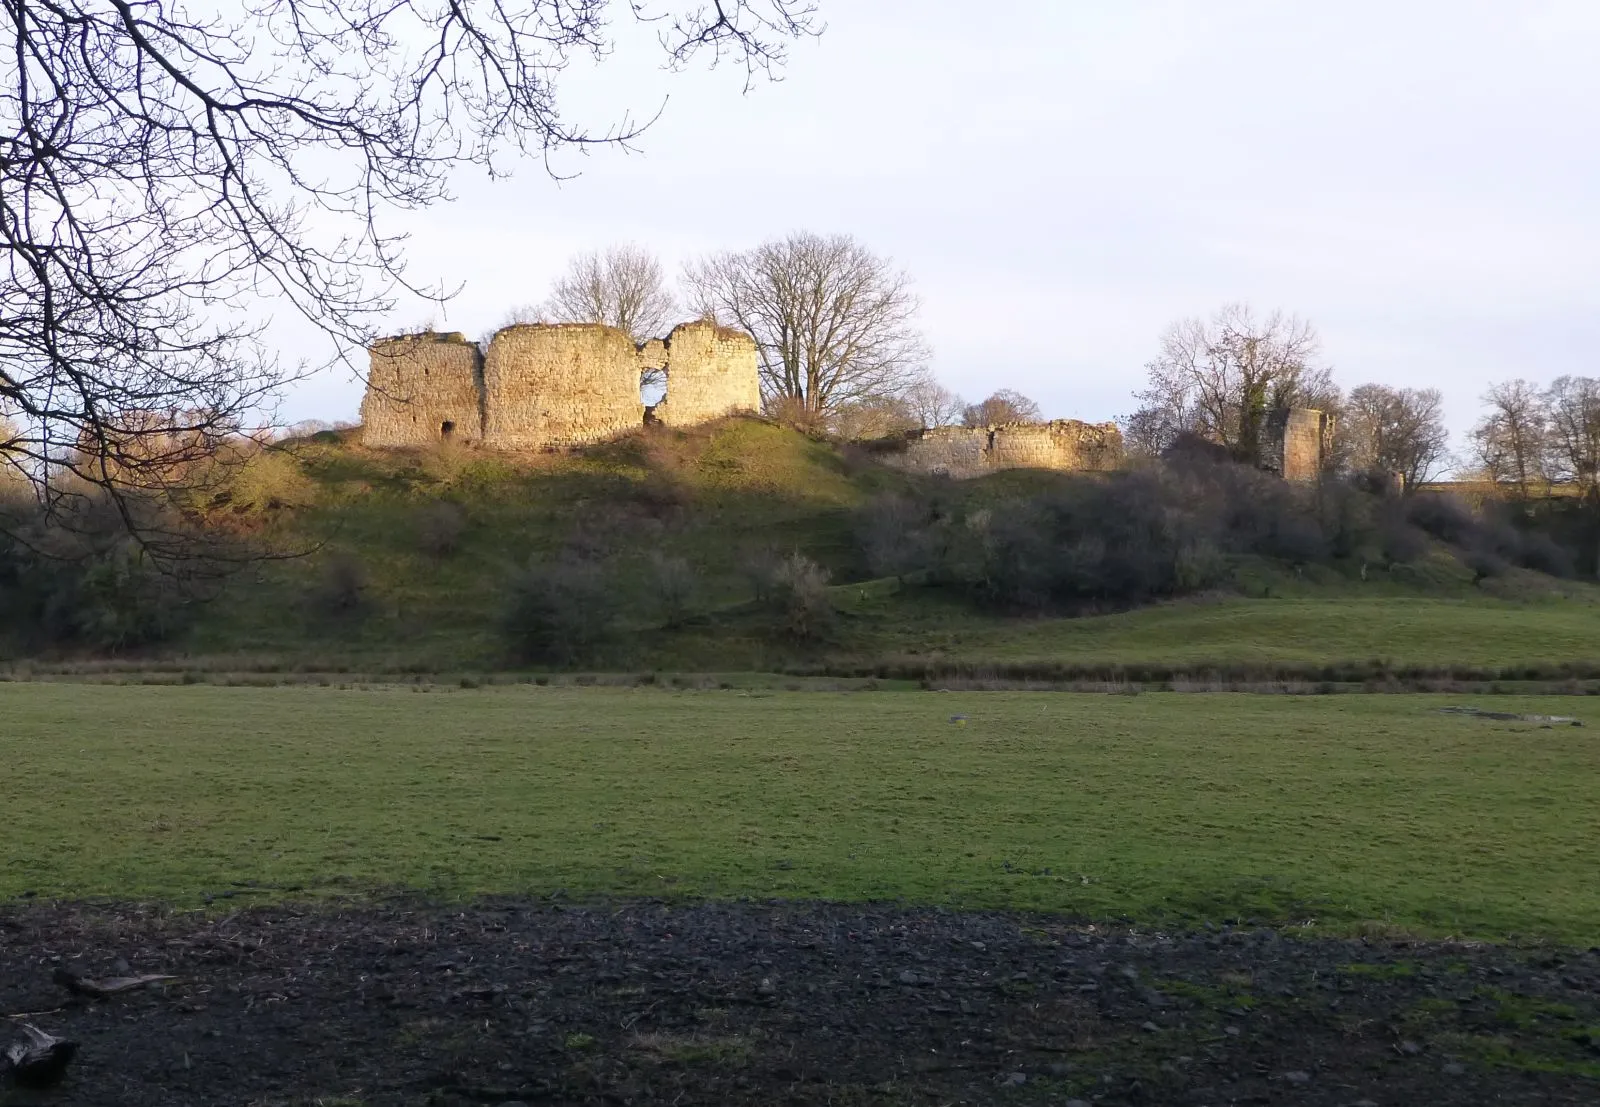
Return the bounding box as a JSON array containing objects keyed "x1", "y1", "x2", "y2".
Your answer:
[
  {"x1": 963, "y1": 389, "x2": 1042, "y2": 427},
  {"x1": 541, "y1": 245, "x2": 679, "y2": 343},
  {"x1": 0, "y1": 0, "x2": 817, "y2": 543},
  {"x1": 1126, "y1": 304, "x2": 1337, "y2": 467},
  {"x1": 1470, "y1": 380, "x2": 1550, "y2": 496},
  {"x1": 1341, "y1": 384, "x2": 1450, "y2": 490},
  {"x1": 683, "y1": 231, "x2": 930, "y2": 418}
]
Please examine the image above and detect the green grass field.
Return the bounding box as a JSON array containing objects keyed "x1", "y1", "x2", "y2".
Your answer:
[{"x1": 4, "y1": 683, "x2": 1596, "y2": 943}]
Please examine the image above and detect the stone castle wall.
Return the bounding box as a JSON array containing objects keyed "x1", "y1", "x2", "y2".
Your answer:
[
  {"x1": 360, "y1": 332, "x2": 483, "y2": 447},
  {"x1": 882, "y1": 421, "x2": 1125, "y2": 479},
  {"x1": 361, "y1": 320, "x2": 761, "y2": 451},
  {"x1": 482, "y1": 324, "x2": 641, "y2": 450},
  {"x1": 1263, "y1": 408, "x2": 1333, "y2": 482},
  {"x1": 650, "y1": 321, "x2": 762, "y2": 428}
]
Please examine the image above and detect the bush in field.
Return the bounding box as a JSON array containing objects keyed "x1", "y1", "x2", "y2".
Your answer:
[{"x1": 501, "y1": 558, "x2": 617, "y2": 664}]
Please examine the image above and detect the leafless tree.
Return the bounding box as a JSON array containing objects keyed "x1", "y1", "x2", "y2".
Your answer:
[
  {"x1": 1469, "y1": 379, "x2": 1551, "y2": 496},
  {"x1": 0, "y1": 0, "x2": 818, "y2": 549},
  {"x1": 1544, "y1": 376, "x2": 1600, "y2": 491},
  {"x1": 903, "y1": 380, "x2": 965, "y2": 428},
  {"x1": 683, "y1": 231, "x2": 930, "y2": 416},
  {"x1": 541, "y1": 244, "x2": 678, "y2": 343},
  {"x1": 829, "y1": 396, "x2": 917, "y2": 440},
  {"x1": 1341, "y1": 384, "x2": 1450, "y2": 490},
  {"x1": 963, "y1": 389, "x2": 1042, "y2": 427},
  {"x1": 1127, "y1": 304, "x2": 1337, "y2": 467}
]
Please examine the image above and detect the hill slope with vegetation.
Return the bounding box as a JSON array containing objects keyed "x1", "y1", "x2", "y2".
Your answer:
[{"x1": 5, "y1": 417, "x2": 1599, "y2": 674}]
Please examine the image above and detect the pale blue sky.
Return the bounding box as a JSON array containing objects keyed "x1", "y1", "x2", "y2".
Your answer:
[{"x1": 280, "y1": 1, "x2": 1600, "y2": 445}]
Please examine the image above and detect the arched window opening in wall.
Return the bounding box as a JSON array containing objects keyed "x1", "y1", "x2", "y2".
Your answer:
[
  {"x1": 440, "y1": 420, "x2": 455, "y2": 440},
  {"x1": 641, "y1": 368, "x2": 667, "y2": 411}
]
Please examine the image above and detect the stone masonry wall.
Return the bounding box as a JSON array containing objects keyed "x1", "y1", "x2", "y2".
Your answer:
[
  {"x1": 883, "y1": 421, "x2": 1125, "y2": 479},
  {"x1": 1263, "y1": 408, "x2": 1333, "y2": 482},
  {"x1": 481, "y1": 324, "x2": 642, "y2": 450},
  {"x1": 651, "y1": 321, "x2": 762, "y2": 427},
  {"x1": 360, "y1": 332, "x2": 483, "y2": 448},
  {"x1": 361, "y1": 320, "x2": 762, "y2": 452}
]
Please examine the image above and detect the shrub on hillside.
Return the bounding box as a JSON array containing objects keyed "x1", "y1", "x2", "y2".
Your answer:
[
  {"x1": 501, "y1": 557, "x2": 617, "y2": 664},
  {"x1": 648, "y1": 552, "x2": 699, "y2": 628},
  {"x1": 765, "y1": 552, "x2": 835, "y2": 640},
  {"x1": 416, "y1": 501, "x2": 468, "y2": 559},
  {"x1": 963, "y1": 471, "x2": 1227, "y2": 611},
  {"x1": 856, "y1": 493, "x2": 935, "y2": 582},
  {"x1": 1406, "y1": 494, "x2": 1479, "y2": 546},
  {"x1": 739, "y1": 544, "x2": 785, "y2": 605},
  {"x1": 312, "y1": 553, "x2": 369, "y2": 616},
  {"x1": 0, "y1": 493, "x2": 195, "y2": 650}
]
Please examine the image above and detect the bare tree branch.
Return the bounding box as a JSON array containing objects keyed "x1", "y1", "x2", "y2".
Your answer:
[{"x1": 0, "y1": 0, "x2": 819, "y2": 556}]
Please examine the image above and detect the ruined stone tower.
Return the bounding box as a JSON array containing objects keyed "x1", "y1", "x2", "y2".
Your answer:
[
  {"x1": 359, "y1": 320, "x2": 762, "y2": 450},
  {"x1": 360, "y1": 331, "x2": 484, "y2": 447},
  {"x1": 1262, "y1": 407, "x2": 1334, "y2": 482}
]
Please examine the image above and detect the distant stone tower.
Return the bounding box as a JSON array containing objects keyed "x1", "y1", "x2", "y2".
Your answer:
[
  {"x1": 645, "y1": 320, "x2": 761, "y2": 427},
  {"x1": 1262, "y1": 408, "x2": 1334, "y2": 481},
  {"x1": 481, "y1": 323, "x2": 642, "y2": 450},
  {"x1": 359, "y1": 332, "x2": 483, "y2": 447}
]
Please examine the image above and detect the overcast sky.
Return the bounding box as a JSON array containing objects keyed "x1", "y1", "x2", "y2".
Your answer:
[{"x1": 281, "y1": 0, "x2": 1600, "y2": 448}]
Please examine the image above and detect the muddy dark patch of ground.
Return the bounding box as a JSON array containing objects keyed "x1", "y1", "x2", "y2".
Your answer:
[{"x1": 2, "y1": 900, "x2": 1596, "y2": 1106}]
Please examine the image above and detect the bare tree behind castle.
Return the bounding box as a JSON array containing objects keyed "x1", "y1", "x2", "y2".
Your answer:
[
  {"x1": 0, "y1": 0, "x2": 817, "y2": 536},
  {"x1": 541, "y1": 245, "x2": 678, "y2": 343},
  {"x1": 1341, "y1": 384, "x2": 1450, "y2": 489},
  {"x1": 905, "y1": 381, "x2": 966, "y2": 428},
  {"x1": 684, "y1": 232, "x2": 930, "y2": 418},
  {"x1": 963, "y1": 390, "x2": 1042, "y2": 427},
  {"x1": 1544, "y1": 376, "x2": 1600, "y2": 494},
  {"x1": 1125, "y1": 304, "x2": 1337, "y2": 467},
  {"x1": 1470, "y1": 379, "x2": 1551, "y2": 496}
]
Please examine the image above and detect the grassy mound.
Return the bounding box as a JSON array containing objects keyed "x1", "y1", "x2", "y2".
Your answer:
[{"x1": 13, "y1": 416, "x2": 1598, "y2": 672}]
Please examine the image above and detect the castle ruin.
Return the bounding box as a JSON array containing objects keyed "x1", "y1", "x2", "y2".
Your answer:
[
  {"x1": 360, "y1": 320, "x2": 761, "y2": 450},
  {"x1": 358, "y1": 322, "x2": 1329, "y2": 483},
  {"x1": 1262, "y1": 407, "x2": 1334, "y2": 482},
  {"x1": 880, "y1": 421, "x2": 1125, "y2": 479}
]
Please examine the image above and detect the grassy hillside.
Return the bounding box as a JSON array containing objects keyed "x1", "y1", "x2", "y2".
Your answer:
[{"x1": 35, "y1": 418, "x2": 1600, "y2": 672}]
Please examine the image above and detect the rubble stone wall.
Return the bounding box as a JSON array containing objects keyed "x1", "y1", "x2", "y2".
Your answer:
[
  {"x1": 651, "y1": 321, "x2": 762, "y2": 427},
  {"x1": 360, "y1": 333, "x2": 483, "y2": 448},
  {"x1": 482, "y1": 324, "x2": 641, "y2": 450},
  {"x1": 882, "y1": 421, "x2": 1125, "y2": 479}
]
